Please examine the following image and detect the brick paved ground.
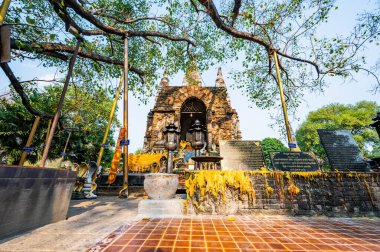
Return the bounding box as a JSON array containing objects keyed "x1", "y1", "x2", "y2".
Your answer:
[{"x1": 89, "y1": 216, "x2": 380, "y2": 252}]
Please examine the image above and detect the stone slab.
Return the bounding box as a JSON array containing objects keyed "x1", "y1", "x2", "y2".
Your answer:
[
  {"x1": 317, "y1": 129, "x2": 369, "y2": 171},
  {"x1": 220, "y1": 140, "x2": 266, "y2": 170},
  {"x1": 270, "y1": 151, "x2": 319, "y2": 172},
  {"x1": 138, "y1": 199, "x2": 185, "y2": 218}
]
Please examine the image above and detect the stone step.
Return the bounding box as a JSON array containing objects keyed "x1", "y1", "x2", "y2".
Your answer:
[{"x1": 138, "y1": 199, "x2": 185, "y2": 218}]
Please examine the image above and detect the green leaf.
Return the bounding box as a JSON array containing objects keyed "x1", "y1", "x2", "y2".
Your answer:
[{"x1": 26, "y1": 16, "x2": 36, "y2": 25}]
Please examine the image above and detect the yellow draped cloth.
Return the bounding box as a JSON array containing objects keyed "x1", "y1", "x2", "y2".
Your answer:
[{"x1": 128, "y1": 153, "x2": 166, "y2": 173}]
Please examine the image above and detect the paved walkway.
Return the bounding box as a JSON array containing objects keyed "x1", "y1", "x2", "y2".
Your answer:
[
  {"x1": 1, "y1": 197, "x2": 380, "y2": 252},
  {"x1": 0, "y1": 197, "x2": 141, "y2": 251},
  {"x1": 90, "y1": 216, "x2": 380, "y2": 252}
]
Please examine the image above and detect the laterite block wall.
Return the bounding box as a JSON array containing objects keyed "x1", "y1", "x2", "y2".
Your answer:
[{"x1": 186, "y1": 172, "x2": 380, "y2": 217}]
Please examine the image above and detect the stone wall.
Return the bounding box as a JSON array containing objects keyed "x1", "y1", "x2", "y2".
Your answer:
[
  {"x1": 186, "y1": 171, "x2": 380, "y2": 217},
  {"x1": 0, "y1": 165, "x2": 76, "y2": 240}
]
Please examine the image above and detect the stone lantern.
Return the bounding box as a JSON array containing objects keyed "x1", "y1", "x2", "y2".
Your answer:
[
  {"x1": 163, "y1": 122, "x2": 180, "y2": 173},
  {"x1": 189, "y1": 119, "x2": 206, "y2": 157}
]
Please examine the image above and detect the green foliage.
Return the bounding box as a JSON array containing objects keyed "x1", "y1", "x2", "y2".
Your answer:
[
  {"x1": 6, "y1": 0, "x2": 226, "y2": 102},
  {"x1": 3, "y1": 1, "x2": 380, "y2": 154},
  {"x1": 296, "y1": 101, "x2": 380, "y2": 158},
  {"x1": 0, "y1": 84, "x2": 117, "y2": 166},
  {"x1": 134, "y1": 148, "x2": 144, "y2": 155},
  {"x1": 5, "y1": 1, "x2": 379, "y2": 112},
  {"x1": 188, "y1": 1, "x2": 380, "y2": 111},
  {"x1": 261, "y1": 137, "x2": 288, "y2": 168}
]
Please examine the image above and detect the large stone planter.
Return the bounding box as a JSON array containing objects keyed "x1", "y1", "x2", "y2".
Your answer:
[
  {"x1": 0, "y1": 165, "x2": 76, "y2": 239},
  {"x1": 144, "y1": 173, "x2": 178, "y2": 199}
]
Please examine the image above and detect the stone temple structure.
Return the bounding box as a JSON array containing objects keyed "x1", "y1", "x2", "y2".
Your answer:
[{"x1": 143, "y1": 64, "x2": 242, "y2": 152}]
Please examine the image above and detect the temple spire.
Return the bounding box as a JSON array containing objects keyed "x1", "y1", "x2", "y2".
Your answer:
[
  {"x1": 215, "y1": 67, "x2": 225, "y2": 87},
  {"x1": 182, "y1": 58, "x2": 202, "y2": 87},
  {"x1": 160, "y1": 70, "x2": 169, "y2": 87}
]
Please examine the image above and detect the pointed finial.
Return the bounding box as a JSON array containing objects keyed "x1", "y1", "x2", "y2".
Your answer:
[
  {"x1": 160, "y1": 70, "x2": 169, "y2": 87},
  {"x1": 215, "y1": 67, "x2": 225, "y2": 87},
  {"x1": 217, "y1": 67, "x2": 222, "y2": 77},
  {"x1": 182, "y1": 58, "x2": 202, "y2": 86}
]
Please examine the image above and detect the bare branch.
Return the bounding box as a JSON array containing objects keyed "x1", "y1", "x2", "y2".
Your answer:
[
  {"x1": 230, "y1": 0, "x2": 242, "y2": 27},
  {"x1": 11, "y1": 39, "x2": 145, "y2": 76},
  {"x1": 357, "y1": 67, "x2": 380, "y2": 89},
  {"x1": 89, "y1": 10, "x2": 176, "y2": 28},
  {"x1": 196, "y1": 0, "x2": 269, "y2": 48},
  {"x1": 61, "y1": 0, "x2": 195, "y2": 45},
  {"x1": 196, "y1": 0, "x2": 326, "y2": 76},
  {"x1": 19, "y1": 79, "x2": 62, "y2": 84},
  {"x1": 49, "y1": 0, "x2": 83, "y2": 35}
]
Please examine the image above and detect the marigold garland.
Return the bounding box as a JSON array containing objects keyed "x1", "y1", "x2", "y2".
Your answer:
[{"x1": 184, "y1": 170, "x2": 377, "y2": 212}]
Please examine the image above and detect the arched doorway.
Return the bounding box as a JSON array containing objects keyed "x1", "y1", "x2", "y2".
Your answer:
[{"x1": 180, "y1": 98, "x2": 207, "y2": 146}]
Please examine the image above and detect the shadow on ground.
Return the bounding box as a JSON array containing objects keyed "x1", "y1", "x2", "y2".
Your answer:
[{"x1": 0, "y1": 196, "x2": 141, "y2": 251}]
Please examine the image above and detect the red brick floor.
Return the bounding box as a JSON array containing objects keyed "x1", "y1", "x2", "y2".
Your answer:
[{"x1": 89, "y1": 216, "x2": 380, "y2": 252}]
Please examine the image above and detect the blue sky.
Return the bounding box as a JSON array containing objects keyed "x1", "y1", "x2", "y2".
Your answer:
[{"x1": 1, "y1": 0, "x2": 379, "y2": 153}]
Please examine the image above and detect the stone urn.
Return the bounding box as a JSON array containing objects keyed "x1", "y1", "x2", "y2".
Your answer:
[{"x1": 144, "y1": 173, "x2": 179, "y2": 199}]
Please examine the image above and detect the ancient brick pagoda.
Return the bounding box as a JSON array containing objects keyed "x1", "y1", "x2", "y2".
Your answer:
[{"x1": 143, "y1": 64, "x2": 242, "y2": 152}]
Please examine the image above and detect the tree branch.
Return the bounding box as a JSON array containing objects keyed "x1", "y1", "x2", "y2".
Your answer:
[
  {"x1": 89, "y1": 10, "x2": 176, "y2": 28},
  {"x1": 230, "y1": 0, "x2": 242, "y2": 27},
  {"x1": 49, "y1": 0, "x2": 83, "y2": 35},
  {"x1": 61, "y1": 0, "x2": 195, "y2": 45},
  {"x1": 0, "y1": 63, "x2": 54, "y2": 119},
  {"x1": 11, "y1": 39, "x2": 145, "y2": 76},
  {"x1": 196, "y1": 0, "x2": 270, "y2": 48},
  {"x1": 196, "y1": 0, "x2": 325, "y2": 76}
]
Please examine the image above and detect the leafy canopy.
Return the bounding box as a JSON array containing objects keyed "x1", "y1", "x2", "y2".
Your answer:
[
  {"x1": 3, "y1": 1, "x2": 379, "y2": 113},
  {"x1": 6, "y1": 0, "x2": 226, "y2": 101},
  {"x1": 2, "y1": 0, "x2": 380, "y2": 147},
  {"x1": 187, "y1": 0, "x2": 380, "y2": 111},
  {"x1": 0, "y1": 83, "x2": 117, "y2": 166}
]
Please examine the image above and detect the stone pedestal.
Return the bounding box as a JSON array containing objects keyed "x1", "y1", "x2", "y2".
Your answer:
[{"x1": 138, "y1": 199, "x2": 185, "y2": 218}]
